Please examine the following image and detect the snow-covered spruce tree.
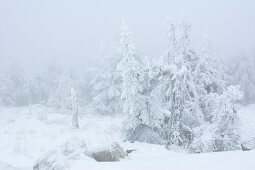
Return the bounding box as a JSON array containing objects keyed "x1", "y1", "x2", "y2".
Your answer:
[
  {"x1": 158, "y1": 18, "x2": 200, "y2": 147},
  {"x1": 171, "y1": 18, "x2": 242, "y2": 152},
  {"x1": 225, "y1": 51, "x2": 255, "y2": 105},
  {"x1": 91, "y1": 49, "x2": 122, "y2": 115},
  {"x1": 70, "y1": 87, "x2": 79, "y2": 129},
  {"x1": 143, "y1": 17, "x2": 242, "y2": 151},
  {"x1": 137, "y1": 18, "x2": 201, "y2": 147},
  {"x1": 117, "y1": 20, "x2": 148, "y2": 142}
]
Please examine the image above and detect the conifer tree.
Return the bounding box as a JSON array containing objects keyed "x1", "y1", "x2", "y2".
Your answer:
[
  {"x1": 117, "y1": 20, "x2": 146, "y2": 140},
  {"x1": 91, "y1": 49, "x2": 122, "y2": 115}
]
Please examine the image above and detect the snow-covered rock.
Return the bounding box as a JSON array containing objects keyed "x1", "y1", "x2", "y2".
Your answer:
[{"x1": 90, "y1": 143, "x2": 127, "y2": 162}]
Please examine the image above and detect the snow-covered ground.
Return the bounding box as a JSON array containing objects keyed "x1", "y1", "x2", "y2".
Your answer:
[
  {"x1": 0, "y1": 104, "x2": 254, "y2": 170},
  {"x1": 238, "y1": 104, "x2": 255, "y2": 142}
]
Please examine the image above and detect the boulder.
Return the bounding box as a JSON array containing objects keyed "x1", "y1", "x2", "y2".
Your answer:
[{"x1": 90, "y1": 143, "x2": 127, "y2": 162}]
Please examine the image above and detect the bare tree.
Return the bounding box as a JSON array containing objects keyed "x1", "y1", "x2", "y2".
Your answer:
[{"x1": 70, "y1": 87, "x2": 79, "y2": 129}]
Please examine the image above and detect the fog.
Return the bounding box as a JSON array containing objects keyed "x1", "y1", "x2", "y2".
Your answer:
[
  {"x1": 0, "y1": 0, "x2": 255, "y2": 72},
  {"x1": 1, "y1": 1, "x2": 255, "y2": 169}
]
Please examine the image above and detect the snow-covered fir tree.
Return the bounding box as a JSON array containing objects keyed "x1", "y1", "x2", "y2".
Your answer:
[
  {"x1": 117, "y1": 20, "x2": 148, "y2": 141},
  {"x1": 137, "y1": 17, "x2": 243, "y2": 151},
  {"x1": 158, "y1": 18, "x2": 200, "y2": 146},
  {"x1": 91, "y1": 49, "x2": 122, "y2": 115}
]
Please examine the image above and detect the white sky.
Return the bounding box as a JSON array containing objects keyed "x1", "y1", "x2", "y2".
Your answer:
[{"x1": 0, "y1": 0, "x2": 255, "y2": 72}]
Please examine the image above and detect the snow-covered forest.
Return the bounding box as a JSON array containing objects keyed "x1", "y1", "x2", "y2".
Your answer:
[{"x1": 0, "y1": 1, "x2": 255, "y2": 170}]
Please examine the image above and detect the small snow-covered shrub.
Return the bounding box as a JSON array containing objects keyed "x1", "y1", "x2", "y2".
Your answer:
[
  {"x1": 33, "y1": 151, "x2": 70, "y2": 170},
  {"x1": 33, "y1": 138, "x2": 89, "y2": 170}
]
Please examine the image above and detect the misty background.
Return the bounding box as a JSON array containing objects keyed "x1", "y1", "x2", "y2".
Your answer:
[
  {"x1": 0, "y1": 0, "x2": 255, "y2": 73},
  {"x1": 1, "y1": 1, "x2": 255, "y2": 169}
]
